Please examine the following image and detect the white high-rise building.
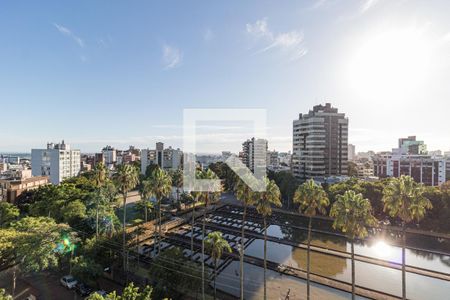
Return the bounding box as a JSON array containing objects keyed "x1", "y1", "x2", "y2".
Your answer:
[
  {"x1": 31, "y1": 141, "x2": 80, "y2": 184},
  {"x1": 241, "y1": 137, "x2": 268, "y2": 173},
  {"x1": 348, "y1": 144, "x2": 356, "y2": 161},
  {"x1": 102, "y1": 145, "x2": 117, "y2": 165}
]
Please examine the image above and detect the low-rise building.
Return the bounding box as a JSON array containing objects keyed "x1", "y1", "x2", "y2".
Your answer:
[
  {"x1": 267, "y1": 150, "x2": 279, "y2": 171},
  {"x1": 355, "y1": 159, "x2": 375, "y2": 178},
  {"x1": 398, "y1": 136, "x2": 427, "y2": 155},
  {"x1": 0, "y1": 169, "x2": 49, "y2": 203},
  {"x1": 0, "y1": 162, "x2": 7, "y2": 173},
  {"x1": 373, "y1": 153, "x2": 447, "y2": 186}
]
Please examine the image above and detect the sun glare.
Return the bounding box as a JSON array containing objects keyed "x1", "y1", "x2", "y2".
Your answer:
[
  {"x1": 372, "y1": 240, "x2": 392, "y2": 258},
  {"x1": 347, "y1": 28, "x2": 432, "y2": 101}
]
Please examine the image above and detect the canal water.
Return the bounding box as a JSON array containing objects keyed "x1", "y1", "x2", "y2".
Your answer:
[{"x1": 161, "y1": 206, "x2": 450, "y2": 299}]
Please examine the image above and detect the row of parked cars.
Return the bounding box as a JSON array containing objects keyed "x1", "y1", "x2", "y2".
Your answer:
[{"x1": 60, "y1": 275, "x2": 107, "y2": 298}]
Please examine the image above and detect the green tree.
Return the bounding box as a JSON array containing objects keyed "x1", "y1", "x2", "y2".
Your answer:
[
  {"x1": 0, "y1": 202, "x2": 19, "y2": 228},
  {"x1": 138, "y1": 179, "x2": 154, "y2": 223},
  {"x1": 4, "y1": 217, "x2": 77, "y2": 296},
  {"x1": 147, "y1": 168, "x2": 172, "y2": 255},
  {"x1": 114, "y1": 164, "x2": 140, "y2": 270},
  {"x1": 234, "y1": 175, "x2": 258, "y2": 300},
  {"x1": 205, "y1": 231, "x2": 232, "y2": 300},
  {"x1": 79, "y1": 236, "x2": 119, "y2": 272},
  {"x1": 326, "y1": 178, "x2": 364, "y2": 204},
  {"x1": 382, "y1": 175, "x2": 432, "y2": 300},
  {"x1": 197, "y1": 169, "x2": 222, "y2": 300},
  {"x1": 92, "y1": 162, "x2": 109, "y2": 188},
  {"x1": 255, "y1": 178, "x2": 282, "y2": 300},
  {"x1": 348, "y1": 161, "x2": 358, "y2": 177},
  {"x1": 71, "y1": 255, "x2": 103, "y2": 287},
  {"x1": 293, "y1": 179, "x2": 329, "y2": 300},
  {"x1": 85, "y1": 282, "x2": 153, "y2": 300},
  {"x1": 135, "y1": 199, "x2": 154, "y2": 224},
  {"x1": 170, "y1": 168, "x2": 183, "y2": 203},
  {"x1": 330, "y1": 191, "x2": 377, "y2": 300},
  {"x1": 181, "y1": 191, "x2": 197, "y2": 257},
  {"x1": 86, "y1": 188, "x2": 119, "y2": 237},
  {"x1": 268, "y1": 170, "x2": 298, "y2": 208},
  {"x1": 145, "y1": 164, "x2": 160, "y2": 179},
  {"x1": 208, "y1": 162, "x2": 237, "y2": 192},
  {"x1": 148, "y1": 247, "x2": 201, "y2": 299},
  {"x1": 92, "y1": 162, "x2": 110, "y2": 237},
  {"x1": 0, "y1": 289, "x2": 12, "y2": 300},
  {"x1": 61, "y1": 199, "x2": 87, "y2": 225}
]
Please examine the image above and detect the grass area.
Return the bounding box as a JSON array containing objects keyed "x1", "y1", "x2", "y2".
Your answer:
[{"x1": 116, "y1": 203, "x2": 141, "y2": 225}]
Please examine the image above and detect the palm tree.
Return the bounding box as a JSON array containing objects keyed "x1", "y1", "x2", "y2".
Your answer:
[
  {"x1": 113, "y1": 164, "x2": 139, "y2": 270},
  {"x1": 138, "y1": 179, "x2": 154, "y2": 223},
  {"x1": 92, "y1": 162, "x2": 108, "y2": 188},
  {"x1": 197, "y1": 169, "x2": 222, "y2": 300},
  {"x1": 135, "y1": 195, "x2": 154, "y2": 257},
  {"x1": 330, "y1": 190, "x2": 377, "y2": 300},
  {"x1": 293, "y1": 179, "x2": 329, "y2": 300},
  {"x1": 255, "y1": 178, "x2": 281, "y2": 300},
  {"x1": 382, "y1": 175, "x2": 432, "y2": 300},
  {"x1": 180, "y1": 191, "x2": 197, "y2": 257},
  {"x1": 205, "y1": 231, "x2": 232, "y2": 300},
  {"x1": 234, "y1": 175, "x2": 258, "y2": 300},
  {"x1": 171, "y1": 169, "x2": 183, "y2": 203},
  {"x1": 148, "y1": 167, "x2": 172, "y2": 255},
  {"x1": 92, "y1": 162, "x2": 109, "y2": 238}
]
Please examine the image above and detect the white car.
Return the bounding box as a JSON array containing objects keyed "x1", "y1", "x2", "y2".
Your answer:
[{"x1": 60, "y1": 275, "x2": 78, "y2": 289}]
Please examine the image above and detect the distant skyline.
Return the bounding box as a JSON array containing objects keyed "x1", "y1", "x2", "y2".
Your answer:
[{"x1": 1, "y1": 1, "x2": 450, "y2": 153}]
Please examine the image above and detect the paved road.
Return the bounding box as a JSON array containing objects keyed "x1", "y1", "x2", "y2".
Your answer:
[
  {"x1": 0, "y1": 269, "x2": 123, "y2": 300},
  {"x1": 122, "y1": 190, "x2": 141, "y2": 204}
]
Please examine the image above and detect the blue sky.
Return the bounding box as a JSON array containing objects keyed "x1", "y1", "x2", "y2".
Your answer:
[{"x1": 1, "y1": 0, "x2": 450, "y2": 153}]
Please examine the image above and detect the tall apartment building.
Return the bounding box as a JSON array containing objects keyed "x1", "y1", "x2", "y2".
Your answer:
[
  {"x1": 102, "y1": 145, "x2": 117, "y2": 165},
  {"x1": 348, "y1": 144, "x2": 356, "y2": 161},
  {"x1": 31, "y1": 141, "x2": 81, "y2": 184},
  {"x1": 241, "y1": 137, "x2": 268, "y2": 173},
  {"x1": 141, "y1": 142, "x2": 182, "y2": 174},
  {"x1": 292, "y1": 103, "x2": 348, "y2": 181}
]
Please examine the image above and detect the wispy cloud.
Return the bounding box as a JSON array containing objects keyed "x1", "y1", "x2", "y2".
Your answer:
[
  {"x1": 162, "y1": 44, "x2": 182, "y2": 69},
  {"x1": 246, "y1": 18, "x2": 271, "y2": 38},
  {"x1": 309, "y1": 0, "x2": 329, "y2": 10},
  {"x1": 246, "y1": 18, "x2": 307, "y2": 61},
  {"x1": 360, "y1": 0, "x2": 380, "y2": 14},
  {"x1": 53, "y1": 23, "x2": 85, "y2": 48}
]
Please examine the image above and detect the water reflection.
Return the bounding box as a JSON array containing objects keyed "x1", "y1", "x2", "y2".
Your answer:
[
  {"x1": 193, "y1": 209, "x2": 450, "y2": 299},
  {"x1": 215, "y1": 260, "x2": 368, "y2": 300},
  {"x1": 266, "y1": 224, "x2": 450, "y2": 274}
]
